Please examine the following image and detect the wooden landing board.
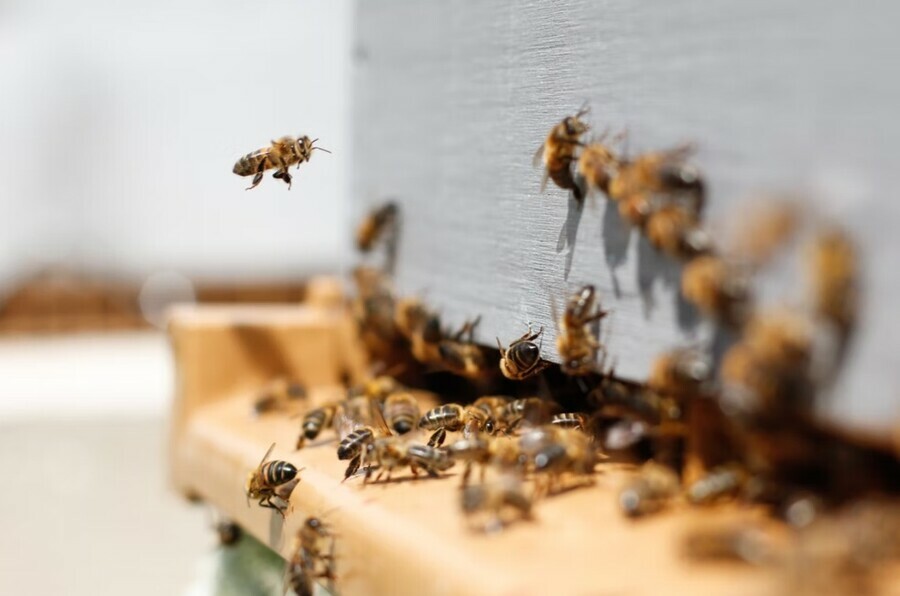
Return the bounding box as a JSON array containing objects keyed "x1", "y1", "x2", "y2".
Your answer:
[{"x1": 169, "y1": 301, "x2": 785, "y2": 595}]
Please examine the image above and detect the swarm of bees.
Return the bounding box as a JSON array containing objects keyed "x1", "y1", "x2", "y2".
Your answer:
[{"x1": 223, "y1": 111, "x2": 895, "y2": 596}]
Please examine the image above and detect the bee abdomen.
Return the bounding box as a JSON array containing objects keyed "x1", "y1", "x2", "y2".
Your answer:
[
  {"x1": 262, "y1": 460, "x2": 298, "y2": 487},
  {"x1": 408, "y1": 444, "x2": 454, "y2": 471},
  {"x1": 551, "y1": 413, "x2": 586, "y2": 430},
  {"x1": 417, "y1": 404, "x2": 464, "y2": 430},
  {"x1": 337, "y1": 428, "x2": 373, "y2": 460},
  {"x1": 233, "y1": 151, "x2": 268, "y2": 176},
  {"x1": 302, "y1": 408, "x2": 329, "y2": 440}
]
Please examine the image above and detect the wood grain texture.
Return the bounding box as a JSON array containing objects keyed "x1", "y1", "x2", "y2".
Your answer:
[{"x1": 351, "y1": 0, "x2": 900, "y2": 431}]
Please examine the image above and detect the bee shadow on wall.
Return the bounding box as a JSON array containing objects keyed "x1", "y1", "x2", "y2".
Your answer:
[
  {"x1": 601, "y1": 200, "x2": 631, "y2": 298},
  {"x1": 636, "y1": 237, "x2": 701, "y2": 332},
  {"x1": 556, "y1": 192, "x2": 585, "y2": 279}
]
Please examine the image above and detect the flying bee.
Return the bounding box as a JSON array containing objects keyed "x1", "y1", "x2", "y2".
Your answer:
[
  {"x1": 555, "y1": 284, "x2": 608, "y2": 376},
  {"x1": 286, "y1": 516, "x2": 336, "y2": 596},
  {"x1": 497, "y1": 325, "x2": 551, "y2": 380},
  {"x1": 382, "y1": 392, "x2": 420, "y2": 435},
  {"x1": 418, "y1": 403, "x2": 499, "y2": 448},
  {"x1": 356, "y1": 201, "x2": 399, "y2": 253},
  {"x1": 551, "y1": 412, "x2": 587, "y2": 431},
  {"x1": 534, "y1": 104, "x2": 591, "y2": 201},
  {"x1": 648, "y1": 347, "x2": 713, "y2": 400},
  {"x1": 576, "y1": 138, "x2": 620, "y2": 196},
  {"x1": 233, "y1": 135, "x2": 330, "y2": 190},
  {"x1": 618, "y1": 461, "x2": 680, "y2": 518},
  {"x1": 645, "y1": 204, "x2": 713, "y2": 261},
  {"x1": 245, "y1": 443, "x2": 300, "y2": 516},
  {"x1": 461, "y1": 472, "x2": 534, "y2": 532},
  {"x1": 253, "y1": 377, "x2": 307, "y2": 416},
  {"x1": 608, "y1": 144, "x2": 704, "y2": 227},
  {"x1": 681, "y1": 255, "x2": 754, "y2": 326},
  {"x1": 296, "y1": 403, "x2": 340, "y2": 449}
]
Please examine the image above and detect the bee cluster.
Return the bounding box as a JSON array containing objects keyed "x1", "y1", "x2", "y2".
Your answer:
[{"x1": 234, "y1": 111, "x2": 900, "y2": 593}]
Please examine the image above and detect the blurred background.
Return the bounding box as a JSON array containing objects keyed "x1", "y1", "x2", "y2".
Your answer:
[{"x1": 0, "y1": 0, "x2": 351, "y2": 594}]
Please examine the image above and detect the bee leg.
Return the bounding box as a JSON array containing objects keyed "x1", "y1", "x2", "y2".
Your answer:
[
  {"x1": 246, "y1": 171, "x2": 265, "y2": 190},
  {"x1": 274, "y1": 169, "x2": 292, "y2": 189},
  {"x1": 427, "y1": 428, "x2": 445, "y2": 448},
  {"x1": 342, "y1": 455, "x2": 361, "y2": 481}
]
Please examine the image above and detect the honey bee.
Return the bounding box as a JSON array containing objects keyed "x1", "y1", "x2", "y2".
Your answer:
[
  {"x1": 461, "y1": 472, "x2": 533, "y2": 532},
  {"x1": 645, "y1": 204, "x2": 713, "y2": 260},
  {"x1": 253, "y1": 377, "x2": 307, "y2": 416},
  {"x1": 393, "y1": 296, "x2": 432, "y2": 341},
  {"x1": 418, "y1": 403, "x2": 499, "y2": 448},
  {"x1": 618, "y1": 461, "x2": 680, "y2": 517},
  {"x1": 362, "y1": 438, "x2": 455, "y2": 483},
  {"x1": 681, "y1": 255, "x2": 754, "y2": 325},
  {"x1": 555, "y1": 284, "x2": 608, "y2": 376},
  {"x1": 501, "y1": 397, "x2": 554, "y2": 430},
  {"x1": 807, "y1": 227, "x2": 858, "y2": 333},
  {"x1": 608, "y1": 144, "x2": 704, "y2": 227},
  {"x1": 356, "y1": 201, "x2": 399, "y2": 253},
  {"x1": 336, "y1": 397, "x2": 391, "y2": 480},
  {"x1": 519, "y1": 425, "x2": 596, "y2": 495},
  {"x1": 296, "y1": 403, "x2": 340, "y2": 449},
  {"x1": 534, "y1": 105, "x2": 591, "y2": 200},
  {"x1": 352, "y1": 266, "x2": 402, "y2": 357},
  {"x1": 497, "y1": 325, "x2": 551, "y2": 380},
  {"x1": 382, "y1": 392, "x2": 420, "y2": 435},
  {"x1": 233, "y1": 135, "x2": 330, "y2": 190},
  {"x1": 551, "y1": 412, "x2": 587, "y2": 431},
  {"x1": 686, "y1": 463, "x2": 748, "y2": 505},
  {"x1": 448, "y1": 435, "x2": 522, "y2": 487},
  {"x1": 648, "y1": 347, "x2": 712, "y2": 400},
  {"x1": 576, "y1": 138, "x2": 620, "y2": 196},
  {"x1": 286, "y1": 516, "x2": 336, "y2": 596},
  {"x1": 435, "y1": 316, "x2": 489, "y2": 378},
  {"x1": 720, "y1": 309, "x2": 815, "y2": 417},
  {"x1": 245, "y1": 443, "x2": 300, "y2": 516},
  {"x1": 412, "y1": 313, "x2": 446, "y2": 366}
]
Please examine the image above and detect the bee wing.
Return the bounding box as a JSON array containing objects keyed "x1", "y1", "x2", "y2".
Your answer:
[
  {"x1": 532, "y1": 142, "x2": 546, "y2": 168},
  {"x1": 368, "y1": 395, "x2": 392, "y2": 436},
  {"x1": 258, "y1": 442, "x2": 276, "y2": 469}
]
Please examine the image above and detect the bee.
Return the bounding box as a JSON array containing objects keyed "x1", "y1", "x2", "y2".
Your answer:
[
  {"x1": 686, "y1": 463, "x2": 748, "y2": 505},
  {"x1": 296, "y1": 403, "x2": 340, "y2": 449},
  {"x1": 501, "y1": 397, "x2": 554, "y2": 430},
  {"x1": 497, "y1": 325, "x2": 551, "y2": 380},
  {"x1": 382, "y1": 392, "x2": 420, "y2": 435},
  {"x1": 534, "y1": 105, "x2": 591, "y2": 200},
  {"x1": 336, "y1": 397, "x2": 391, "y2": 480},
  {"x1": 519, "y1": 425, "x2": 596, "y2": 495},
  {"x1": 681, "y1": 255, "x2": 754, "y2": 326},
  {"x1": 286, "y1": 516, "x2": 336, "y2": 596},
  {"x1": 618, "y1": 461, "x2": 680, "y2": 518},
  {"x1": 555, "y1": 284, "x2": 608, "y2": 376},
  {"x1": 448, "y1": 435, "x2": 522, "y2": 487},
  {"x1": 418, "y1": 403, "x2": 498, "y2": 448},
  {"x1": 253, "y1": 377, "x2": 307, "y2": 416},
  {"x1": 233, "y1": 135, "x2": 330, "y2": 190},
  {"x1": 551, "y1": 412, "x2": 587, "y2": 431},
  {"x1": 352, "y1": 266, "x2": 402, "y2": 357},
  {"x1": 435, "y1": 316, "x2": 489, "y2": 378},
  {"x1": 576, "y1": 138, "x2": 620, "y2": 196},
  {"x1": 720, "y1": 309, "x2": 815, "y2": 417},
  {"x1": 412, "y1": 313, "x2": 446, "y2": 366},
  {"x1": 807, "y1": 227, "x2": 858, "y2": 333},
  {"x1": 363, "y1": 438, "x2": 455, "y2": 483},
  {"x1": 608, "y1": 144, "x2": 704, "y2": 227},
  {"x1": 245, "y1": 443, "x2": 300, "y2": 516},
  {"x1": 462, "y1": 472, "x2": 533, "y2": 532},
  {"x1": 645, "y1": 204, "x2": 713, "y2": 261},
  {"x1": 394, "y1": 296, "x2": 432, "y2": 341},
  {"x1": 648, "y1": 347, "x2": 712, "y2": 400},
  {"x1": 356, "y1": 201, "x2": 399, "y2": 253},
  {"x1": 357, "y1": 375, "x2": 403, "y2": 403}
]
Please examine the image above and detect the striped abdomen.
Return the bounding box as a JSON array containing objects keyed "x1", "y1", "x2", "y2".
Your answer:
[
  {"x1": 407, "y1": 444, "x2": 454, "y2": 472},
  {"x1": 417, "y1": 404, "x2": 464, "y2": 431},
  {"x1": 302, "y1": 406, "x2": 336, "y2": 440},
  {"x1": 233, "y1": 148, "x2": 271, "y2": 176},
  {"x1": 503, "y1": 397, "x2": 544, "y2": 424},
  {"x1": 383, "y1": 393, "x2": 420, "y2": 435},
  {"x1": 260, "y1": 460, "x2": 298, "y2": 488},
  {"x1": 337, "y1": 427, "x2": 374, "y2": 460},
  {"x1": 551, "y1": 413, "x2": 586, "y2": 430}
]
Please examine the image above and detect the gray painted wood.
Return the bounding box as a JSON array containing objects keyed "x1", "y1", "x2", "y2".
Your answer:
[{"x1": 351, "y1": 1, "x2": 900, "y2": 431}]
